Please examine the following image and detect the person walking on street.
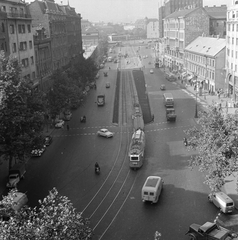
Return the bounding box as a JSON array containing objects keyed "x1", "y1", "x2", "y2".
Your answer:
[{"x1": 67, "y1": 124, "x2": 69, "y2": 131}]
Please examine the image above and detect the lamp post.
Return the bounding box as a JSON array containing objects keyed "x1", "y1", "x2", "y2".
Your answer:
[{"x1": 194, "y1": 73, "x2": 198, "y2": 118}]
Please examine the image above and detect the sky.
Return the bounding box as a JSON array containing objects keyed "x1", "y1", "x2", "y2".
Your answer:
[{"x1": 27, "y1": 0, "x2": 232, "y2": 23}]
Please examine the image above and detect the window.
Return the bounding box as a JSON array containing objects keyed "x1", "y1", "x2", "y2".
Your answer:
[
  {"x1": 232, "y1": 24, "x2": 235, "y2": 31},
  {"x1": 12, "y1": 43, "x2": 16, "y2": 53},
  {"x1": 21, "y1": 58, "x2": 29, "y2": 67},
  {"x1": 232, "y1": 50, "x2": 234, "y2": 57},
  {"x1": 29, "y1": 41, "x2": 32, "y2": 49},
  {"x1": 31, "y1": 56, "x2": 34, "y2": 64},
  {"x1": 18, "y1": 24, "x2": 22, "y2": 33},
  {"x1": 10, "y1": 24, "x2": 14, "y2": 34},
  {"x1": 232, "y1": 38, "x2": 234, "y2": 44},
  {"x1": 22, "y1": 24, "x2": 25, "y2": 33},
  {"x1": 27, "y1": 24, "x2": 31, "y2": 33},
  {"x1": 32, "y1": 71, "x2": 36, "y2": 79},
  {"x1": 1, "y1": 23, "x2": 5, "y2": 33},
  {"x1": 236, "y1": 51, "x2": 238, "y2": 59},
  {"x1": 1, "y1": 6, "x2": 6, "y2": 11},
  {"x1": 19, "y1": 41, "x2": 27, "y2": 51}
]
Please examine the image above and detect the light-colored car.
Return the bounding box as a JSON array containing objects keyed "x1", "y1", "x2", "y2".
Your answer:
[
  {"x1": 97, "y1": 129, "x2": 114, "y2": 138},
  {"x1": 31, "y1": 146, "x2": 46, "y2": 157},
  {"x1": 150, "y1": 69, "x2": 154, "y2": 74},
  {"x1": 55, "y1": 119, "x2": 65, "y2": 128},
  {"x1": 106, "y1": 82, "x2": 110, "y2": 88}
]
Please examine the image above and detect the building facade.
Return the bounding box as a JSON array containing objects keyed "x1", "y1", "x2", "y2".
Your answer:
[
  {"x1": 0, "y1": 10, "x2": 9, "y2": 56},
  {"x1": 204, "y1": 5, "x2": 227, "y2": 38},
  {"x1": 184, "y1": 36, "x2": 226, "y2": 93},
  {"x1": 33, "y1": 27, "x2": 52, "y2": 91},
  {"x1": 0, "y1": 0, "x2": 36, "y2": 82},
  {"x1": 82, "y1": 27, "x2": 99, "y2": 47},
  {"x1": 28, "y1": 0, "x2": 67, "y2": 71},
  {"x1": 226, "y1": 0, "x2": 238, "y2": 100},
  {"x1": 163, "y1": 7, "x2": 209, "y2": 72},
  {"x1": 146, "y1": 18, "x2": 159, "y2": 39}
]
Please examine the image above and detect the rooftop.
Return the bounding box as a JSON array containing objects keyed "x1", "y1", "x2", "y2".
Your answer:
[{"x1": 185, "y1": 36, "x2": 226, "y2": 57}]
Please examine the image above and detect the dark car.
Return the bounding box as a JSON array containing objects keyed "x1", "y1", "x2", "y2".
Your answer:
[{"x1": 44, "y1": 135, "x2": 53, "y2": 146}]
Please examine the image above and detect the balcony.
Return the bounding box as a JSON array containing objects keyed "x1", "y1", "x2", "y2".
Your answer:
[{"x1": 6, "y1": 11, "x2": 31, "y2": 19}]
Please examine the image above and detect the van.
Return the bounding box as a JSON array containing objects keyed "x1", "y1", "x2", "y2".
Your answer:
[
  {"x1": 142, "y1": 176, "x2": 163, "y2": 203},
  {"x1": 163, "y1": 93, "x2": 174, "y2": 108},
  {"x1": 208, "y1": 192, "x2": 234, "y2": 213}
]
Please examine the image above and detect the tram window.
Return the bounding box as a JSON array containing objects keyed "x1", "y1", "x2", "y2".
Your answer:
[
  {"x1": 131, "y1": 156, "x2": 139, "y2": 160},
  {"x1": 149, "y1": 192, "x2": 154, "y2": 196},
  {"x1": 144, "y1": 192, "x2": 148, "y2": 195}
]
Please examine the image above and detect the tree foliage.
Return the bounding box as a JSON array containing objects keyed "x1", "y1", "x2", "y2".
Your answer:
[
  {"x1": 0, "y1": 188, "x2": 92, "y2": 239},
  {"x1": 0, "y1": 52, "x2": 44, "y2": 164},
  {"x1": 185, "y1": 106, "x2": 238, "y2": 191}
]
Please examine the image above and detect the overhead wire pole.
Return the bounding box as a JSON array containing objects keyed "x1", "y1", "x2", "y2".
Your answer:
[{"x1": 194, "y1": 73, "x2": 198, "y2": 118}]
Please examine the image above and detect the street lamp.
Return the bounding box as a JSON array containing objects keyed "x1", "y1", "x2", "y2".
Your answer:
[{"x1": 194, "y1": 73, "x2": 198, "y2": 118}]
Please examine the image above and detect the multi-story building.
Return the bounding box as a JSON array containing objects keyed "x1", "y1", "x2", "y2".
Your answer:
[
  {"x1": 82, "y1": 27, "x2": 99, "y2": 47},
  {"x1": 0, "y1": 10, "x2": 9, "y2": 56},
  {"x1": 158, "y1": 0, "x2": 203, "y2": 38},
  {"x1": 135, "y1": 17, "x2": 148, "y2": 30},
  {"x1": 146, "y1": 18, "x2": 159, "y2": 39},
  {"x1": 33, "y1": 27, "x2": 52, "y2": 91},
  {"x1": 184, "y1": 36, "x2": 226, "y2": 93},
  {"x1": 81, "y1": 19, "x2": 91, "y2": 31},
  {"x1": 226, "y1": 0, "x2": 238, "y2": 100},
  {"x1": 204, "y1": 5, "x2": 227, "y2": 38},
  {"x1": 28, "y1": 0, "x2": 67, "y2": 71},
  {"x1": 59, "y1": 4, "x2": 83, "y2": 60},
  {"x1": 0, "y1": 0, "x2": 36, "y2": 82},
  {"x1": 163, "y1": 7, "x2": 209, "y2": 72}
]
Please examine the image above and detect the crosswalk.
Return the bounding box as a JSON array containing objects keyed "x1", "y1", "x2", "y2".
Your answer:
[{"x1": 181, "y1": 89, "x2": 208, "y2": 108}]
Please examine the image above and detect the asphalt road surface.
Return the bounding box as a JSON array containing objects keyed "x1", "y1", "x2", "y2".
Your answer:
[{"x1": 19, "y1": 40, "x2": 220, "y2": 240}]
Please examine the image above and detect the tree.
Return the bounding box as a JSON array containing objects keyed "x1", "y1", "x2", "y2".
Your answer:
[
  {"x1": 0, "y1": 52, "x2": 44, "y2": 166},
  {"x1": 0, "y1": 188, "x2": 93, "y2": 239},
  {"x1": 185, "y1": 106, "x2": 238, "y2": 191}
]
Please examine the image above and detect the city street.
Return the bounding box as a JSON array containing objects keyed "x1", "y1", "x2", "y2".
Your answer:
[{"x1": 17, "y1": 41, "x2": 220, "y2": 240}]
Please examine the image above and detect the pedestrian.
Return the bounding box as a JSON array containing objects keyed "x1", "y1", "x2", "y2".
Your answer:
[
  {"x1": 67, "y1": 124, "x2": 69, "y2": 131},
  {"x1": 151, "y1": 114, "x2": 154, "y2": 122},
  {"x1": 209, "y1": 89, "x2": 211, "y2": 95}
]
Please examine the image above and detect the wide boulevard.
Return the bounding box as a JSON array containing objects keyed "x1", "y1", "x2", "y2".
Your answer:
[{"x1": 20, "y1": 40, "x2": 219, "y2": 240}]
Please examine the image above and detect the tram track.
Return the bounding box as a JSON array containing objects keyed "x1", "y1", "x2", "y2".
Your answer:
[{"x1": 80, "y1": 69, "x2": 139, "y2": 239}]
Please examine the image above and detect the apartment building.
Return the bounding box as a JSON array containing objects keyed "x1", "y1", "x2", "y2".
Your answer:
[
  {"x1": 184, "y1": 36, "x2": 226, "y2": 93},
  {"x1": 158, "y1": 0, "x2": 203, "y2": 38},
  {"x1": 226, "y1": 0, "x2": 238, "y2": 100},
  {"x1": 146, "y1": 19, "x2": 159, "y2": 39},
  {"x1": 28, "y1": 0, "x2": 67, "y2": 72},
  {"x1": 204, "y1": 5, "x2": 227, "y2": 38},
  {"x1": 33, "y1": 27, "x2": 52, "y2": 92},
  {"x1": 0, "y1": 10, "x2": 9, "y2": 56},
  {"x1": 0, "y1": 0, "x2": 36, "y2": 82},
  {"x1": 163, "y1": 7, "x2": 209, "y2": 72}
]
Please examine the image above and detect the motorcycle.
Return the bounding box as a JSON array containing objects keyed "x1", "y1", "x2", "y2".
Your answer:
[
  {"x1": 183, "y1": 137, "x2": 188, "y2": 146},
  {"x1": 80, "y1": 116, "x2": 86, "y2": 123},
  {"x1": 95, "y1": 166, "x2": 100, "y2": 174}
]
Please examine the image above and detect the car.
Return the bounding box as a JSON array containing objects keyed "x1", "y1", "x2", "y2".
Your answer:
[
  {"x1": 185, "y1": 221, "x2": 238, "y2": 240},
  {"x1": 106, "y1": 82, "x2": 110, "y2": 88},
  {"x1": 44, "y1": 135, "x2": 53, "y2": 146},
  {"x1": 160, "y1": 84, "x2": 166, "y2": 90},
  {"x1": 55, "y1": 119, "x2": 64, "y2": 128},
  {"x1": 97, "y1": 129, "x2": 114, "y2": 138},
  {"x1": 31, "y1": 145, "x2": 46, "y2": 157},
  {"x1": 150, "y1": 69, "x2": 154, "y2": 74}
]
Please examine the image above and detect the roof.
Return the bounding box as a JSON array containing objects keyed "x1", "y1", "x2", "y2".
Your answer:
[
  {"x1": 165, "y1": 7, "x2": 199, "y2": 19},
  {"x1": 147, "y1": 18, "x2": 159, "y2": 23},
  {"x1": 185, "y1": 36, "x2": 226, "y2": 57},
  {"x1": 204, "y1": 6, "x2": 227, "y2": 19}
]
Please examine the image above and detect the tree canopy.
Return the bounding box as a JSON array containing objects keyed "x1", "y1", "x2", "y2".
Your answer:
[
  {"x1": 185, "y1": 106, "x2": 238, "y2": 191},
  {"x1": 0, "y1": 188, "x2": 92, "y2": 239},
  {"x1": 0, "y1": 52, "x2": 44, "y2": 164}
]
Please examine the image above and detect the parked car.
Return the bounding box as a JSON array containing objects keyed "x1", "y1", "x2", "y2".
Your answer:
[
  {"x1": 55, "y1": 119, "x2": 64, "y2": 128},
  {"x1": 97, "y1": 129, "x2": 114, "y2": 138},
  {"x1": 31, "y1": 145, "x2": 46, "y2": 157},
  {"x1": 160, "y1": 84, "x2": 166, "y2": 90},
  {"x1": 186, "y1": 221, "x2": 238, "y2": 240},
  {"x1": 150, "y1": 69, "x2": 154, "y2": 74},
  {"x1": 106, "y1": 82, "x2": 110, "y2": 88},
  {"x1": 44, "y1": 135, "x2": 53, "y2": 146}
]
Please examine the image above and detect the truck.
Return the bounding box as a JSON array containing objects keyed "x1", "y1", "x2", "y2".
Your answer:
[
  {"x1": 97, "y1": 94, "x2": 105, "y2": 106},
  {"x1": 6, "y1": 163, "x2": 26, "y2": 188},
  {"x1": 186, "y1": 222, "x2": 238, "y2": 240}
]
